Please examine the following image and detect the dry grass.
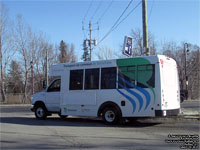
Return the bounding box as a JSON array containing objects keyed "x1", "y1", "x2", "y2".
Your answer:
[{"x1": 1, "y1": 94, "x2": 31, "y2": 104}]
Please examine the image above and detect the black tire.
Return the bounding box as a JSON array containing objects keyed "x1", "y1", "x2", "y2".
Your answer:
[
  {"x1": 102, "y1": 107, "x2": 120, "y2": 125},
  {"x1": 35, "y1": 105, "x2": 47, "y2": 120}
]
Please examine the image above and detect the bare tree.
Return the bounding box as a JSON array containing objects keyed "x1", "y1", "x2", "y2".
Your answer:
[
  {"x1": 0, "y1": 2, "x2": 15, "y2": 102},
  {"x1": 39, "y1": 42, "x2": 55, "y2": 74},
  {"x1": 130, "y1": 28, "x2": 143, "y2": 56},
  {"x1": 70, "y1": 44, "x2": 77, "y2": 62},
  {"x1": 96, "y1": 46, "x2": 113, "y2": 60},
  {"x1": 161, "y1": 40, "x2": 200, "y2": 100},
  {"x1": 28, "y1": 31, "x2": 54, "y2": 94},
  {"x1": 130, "y1": 28, "x2": 156, "y2": 56},
  {"x1": 14, "y1": 15, "x2": 32, "y2": 103},
  {"x1": 14, "y1": 15, "x2": 57, "y2": 101},
  {"x1": 35, "y1": 41, "x2": 57, "y2": 92},
  {"x1": 161, "y1": 40, "x2": 178, "y2": 58},
  {"x1": 187, "y1": 45, "x2": 200, "y2": 99}
]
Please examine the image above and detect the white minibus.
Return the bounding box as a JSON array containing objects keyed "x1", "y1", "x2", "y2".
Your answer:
[{"x1": 31, "y1": 55, "x2": 180, "y2": 124}]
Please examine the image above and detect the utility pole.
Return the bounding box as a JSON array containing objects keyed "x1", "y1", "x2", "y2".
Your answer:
[
  {"x1": 184, "y1": 43, "x2": 188, "y2": 91},
  {"x1": 142, "y1": 0, "x2": 149, "y2": 56},
  {"x1": 83, "y1": 21, "x2": 98, "y2": 61},
  {"x1": 89, "y1": 21, "x2": 92, "y2": 61},
  {"x1": 30, "y1": 61, "x2": 34, "y2": 95},
  {"x1": 184, "y1": 43, "x2": 190, "y2": 100},
  {"x1": 82, "y1": 21, "x2": 98, "y2": 61},
  {"x1": 46, "y1": 48, "x2": 48, "y2": 87}
]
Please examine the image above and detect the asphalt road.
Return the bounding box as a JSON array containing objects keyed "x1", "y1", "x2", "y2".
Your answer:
[{"x1": 0, "y1": 102, "x2": 199, "y2": 150}]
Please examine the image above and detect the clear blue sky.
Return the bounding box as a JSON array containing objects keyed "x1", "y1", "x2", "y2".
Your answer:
[{"x1": 3, "y1": 0, "x2": 200, "y2": 60}]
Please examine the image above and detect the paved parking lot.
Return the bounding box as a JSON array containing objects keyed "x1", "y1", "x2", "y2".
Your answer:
[{"x1": 0, "y1": 104, "x2": 199, "y2": 150}]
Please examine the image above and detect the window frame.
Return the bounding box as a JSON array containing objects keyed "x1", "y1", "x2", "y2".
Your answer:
[{"x1": 47, "y1": 79, "x2": 61, "y2": 92}]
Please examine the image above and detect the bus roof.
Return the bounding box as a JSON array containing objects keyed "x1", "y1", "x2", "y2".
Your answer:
[{"x1": 49, "y1": 55, "x2": 175, "y2": 76}]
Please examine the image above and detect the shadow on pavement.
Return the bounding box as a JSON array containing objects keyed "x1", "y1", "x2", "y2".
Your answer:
[{"x1": 0, "y1": 116, "x2": 161, "y2": 128}]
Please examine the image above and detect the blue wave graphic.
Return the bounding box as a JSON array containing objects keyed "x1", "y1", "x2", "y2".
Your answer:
[
  {"x1": 118, "y1": 76, "x2": 151, "y2": 110},
  {"x1": 116, "y1": 89, "x2": 136, "y2": 112},
  {"x1": 118, "y1": 82, "x2": 143, "y2": 112}
]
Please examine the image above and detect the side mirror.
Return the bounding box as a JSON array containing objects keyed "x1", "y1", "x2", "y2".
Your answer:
[{"x1": 42, "y1": 80, "x2": 47, "y2": 89}]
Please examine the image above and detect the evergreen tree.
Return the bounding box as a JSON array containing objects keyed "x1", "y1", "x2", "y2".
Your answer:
[
  {"x1": 59, "y1": 40, "x2": 67, "y2": 63},
  {"x1": 7, "y1": 60, "x2": 23, "y2": 93},
  {"x1": 58, "y1": 40, "x2": 77, "y2": 63},
  {"x1": 82, "y1": 40, "x2": 89, "y2": 61}
]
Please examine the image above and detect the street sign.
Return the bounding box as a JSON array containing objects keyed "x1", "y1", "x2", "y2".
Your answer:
[{"x1": 123, "y1": 36, "x2": 133, "y2": 57}]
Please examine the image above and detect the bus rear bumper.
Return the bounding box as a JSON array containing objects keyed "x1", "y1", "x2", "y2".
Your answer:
[{"x1": 155, "y1": 109, "x2": 180, "y2": 117}]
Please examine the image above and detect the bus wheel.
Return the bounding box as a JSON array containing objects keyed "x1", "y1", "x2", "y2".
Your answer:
[
  {"x1": 102, "y1": 107, "x2": 119, "y2": 124},
  {"x1": 35, "y1": 105, "x2": 47, "y2": 120}
]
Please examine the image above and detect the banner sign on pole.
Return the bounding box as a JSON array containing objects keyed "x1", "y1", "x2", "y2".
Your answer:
[{"x1": 123, "y1": 36, "x2": 133, "y2": 57}]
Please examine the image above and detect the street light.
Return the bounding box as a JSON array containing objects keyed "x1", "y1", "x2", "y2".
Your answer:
[{"x1": 184, "y1": 43, "x2": 190, "y2": 99}]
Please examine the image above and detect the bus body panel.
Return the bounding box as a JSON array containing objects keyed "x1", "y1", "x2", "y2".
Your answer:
[
  {"x1": 61, "y1": 88, "x2": 156, "y2": 117},
  {"x1": 59, "y1": 55, "x2": 160, "y2": 117}
]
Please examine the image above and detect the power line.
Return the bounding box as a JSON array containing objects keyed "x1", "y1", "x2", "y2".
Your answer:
[
  {"x1": 112, "y1": 1, "x2": 142, "y2": 31},
  {"x1": 90, "y1": 0, "x2": 103, "y2": 21},
  {"x1": 97, "y1": 0, "x2": 114, "y2": 23},
  {"x1": 82, "y1": 1, "x2": 94, "y2": 39},
  {"x1": 148, "y1": 0, "x2": 155, "y2": 23},
  {"x1": 98, "y1": 0, "x2": 134, "y2": 45},
  {"x1": 82, "y1": 22, "x2": 87, "y2": 39},
  {"x1": 83, "y1": 0, "x2": 94, "y2": 22}
]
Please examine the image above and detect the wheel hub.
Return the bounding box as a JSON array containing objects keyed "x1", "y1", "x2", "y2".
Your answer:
[
  {"x1": 105, "y1": 110, "x2": 115, "y2": 122},
  {"x1": 36, "y1": 108, "x2": 44, "y2": 118}
]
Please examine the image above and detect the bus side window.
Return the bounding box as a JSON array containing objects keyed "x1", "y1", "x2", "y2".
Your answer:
[
  {"x1": 69, "y1": 70, "x2": 83, "y2": 90},
  {"x1": 118, "y1": 66, "x2": 135, "y2": 89},
  {"x1": 137, "y1": 64, "x2": 155, "y2": 88},
  {"x1": 101, "y1": 67, "x2": 117, "y2": 89},
  {"x1": 85, "y1": 68, "x2": 99, "y2": 90}
]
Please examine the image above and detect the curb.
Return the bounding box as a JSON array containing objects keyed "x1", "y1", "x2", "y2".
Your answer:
[
  {"x1": 182, "y1": 100, "x2": 200, "y2": 102},
  {"x1": 0, "y1": 104, "x2": 31, "y2": 107},
  {"x1": 181, "y1": 108, "x2": 200, "y2": 115}
]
